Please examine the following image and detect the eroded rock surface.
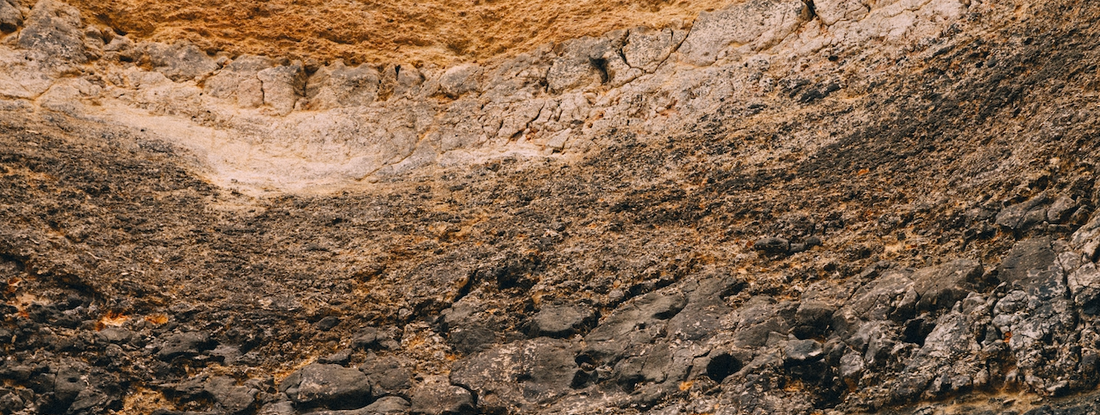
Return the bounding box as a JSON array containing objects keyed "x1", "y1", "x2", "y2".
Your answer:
[{"x1": 2, "y1": 0, "x2": 1100, "y2": 414}]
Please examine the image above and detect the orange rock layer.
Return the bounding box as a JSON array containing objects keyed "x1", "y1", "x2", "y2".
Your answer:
[{"x1": 71, "y1": 0, "x2": 731, "y2": 66}]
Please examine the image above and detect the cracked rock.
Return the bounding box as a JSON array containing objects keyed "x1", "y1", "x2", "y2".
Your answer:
[
  {"x1": 409, "y1": 375, "x2": 474, "y2": 415},
  {"x1": 278, "y1": 363, "x2": 371, "y2": 410},
  {"x1": 451, "y1": 338, "x2": 579, "y2": 412},
  {"x1": 17, "y1": 0, "x2": 87, "y2": 64},
  {"x1": 157, "y1": 332, "x2": 215, "y2": 360},
  {"x1": 530, "y1": 303, "x2": 595, "y2": 337}
]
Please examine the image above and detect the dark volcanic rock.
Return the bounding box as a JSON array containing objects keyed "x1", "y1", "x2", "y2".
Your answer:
[
  {"x1": 279, "y1": 363, "x2": 371, "y2": 410},
  {"x1": 350, "y1": 327, "x2": 400, "y2": 351},
  {"x1": 785, "y1": 339, "x2": 823, "y2": 363},
  {"x1": 157, "y1": 332, "x2": 215, "y2": 360},
  {"x1": 451, "y1": 337, "x2": 579, "y2": 412},
  {"x1": 753, "y1": 237, "x2": 791, "y2": 254},
  {"x1": 792, "y1": 301, "x2": 836, "y2": 339},
  {"x1": 96, "y1": 327, "x2": 132, "y2": 344},
  {"x1": 912, "y1": 259, "x2": 983, "y2": 313},
  {"x1": 996, "y1": 194, "x2": 1051, "y2": 231},
  {"x1": 360, "y1": 354, "x2": 413, "y2": 397},
  {"x1": 362, "y1": 396, "x2": 411, "y2": 414},
  {"x1": 530, "y1": 303, "x2": 595, "y2": 337},
  {"x1": 582, "y1": 289, "x2": 687, "y2": 364},
  {"x1": 667, "y1": 277, "x2": 742, "y2": 341},
  {"x1": 204, "y1": 376, "x2": 257, "y2": 414},
  {"x1": 409, "y1": 375, "x2": 474, "y2": 415}
]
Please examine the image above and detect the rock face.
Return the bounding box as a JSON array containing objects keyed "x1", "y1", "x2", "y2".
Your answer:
[
  {"x1": 279, "y1": 364, "x2": 372, "y2": 410},
  {"x1": 0, "y1": 0, "x2": 975, "y2": 191},
  {"x1": 1, "y1": 0, "x2": 1100, "y2": 415}
]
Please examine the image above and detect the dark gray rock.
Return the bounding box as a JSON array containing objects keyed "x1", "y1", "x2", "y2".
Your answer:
[
  {"x1": 784, "y1": 339, "x2": 823, "y2": 363},
  {"x1": 631, "y1": 345, "x2": 698, "y2": 405},
  {"x1": 582, "y1": 290, "x2": 686, "y2": 363},
  {"x1": 753, "y1": 237, "x2": 791, "y2": 254},
  {"x1": 612, "y1": 342, "x2": 677, "y2": 389},
  {"x1": 846, "y1": 320, "x2": 899, "y2": 368},
  {"x1": 897, "y1": 309, "x2": 983, "y2": 400},
  {"x1": 1047, "y1": 196, "x2": 1079, "y2": 224},
  {"x1": 279, "y1": 363, "x2": 371, "y2": 410},
  {"x1": 17, "y1": 0, "x2": 86, "y2": 63},
  {"x1": 69, "y1": 387, "x2": 110, "y2": 413},
  {"x1": 451, "y1": 337, "x2": 579, "y2": 412},
  {"x1": 792, "y1": 300, "x2": 836, "y2": 339},
  {"x1": 995, "y1": 237, "x2": 1057, "y2": 290},
  {"x1": 95, "y1": 327, "x2": 131, "y2": 344},
  {"x1": 144, "y1": 42, "x2": 218, "y2": 82},
  {"x1": 730, "y1": 296, "x2": 790, "y2": 348},
  {"x1": 837, "y1": 349, "x2": 864, "y2": 381},
  {"x1": 204, "y1": 376, "x2": 257, "y2": 414},
  {"x1": 315, "y1": 316, "x2": 341, "y2": 331},
  {"x1": 0, "y1": 391, "x2": 24, "y2": 413},
  {"x1": 996, "y1": 194, "x2": 1050, "y2": 230},
  {"x1": 256, "y1": 400, "x2": 295, "y2": 415},
  {"x1": 447, "y1": 324, "x2": 496, "y2": 355},
  {"x1": 409, "y1": 375, "x2": 474, "y2": 415},
  {"x1": 530, "y1": 303, "x2": 595, "y2": 337},
  {"x1": 350, "y1": 327, "x2": 399, "y2": 351},
  {"x1": 843, "y1": 269, "x2": 918, "y2": 322},
  {"x1": 157, "y1": 332, "x2": 215, "y2": 359},
  {"x1": 1072, "y1": 214, "x2": 1100, "y2": 261},
  {"x1": 318, "y1": 349, "x2": 352, "y2": 365},
  {"x1": 53, "y1": 361, "x2": 87, "y2": 404},
  {"x1": 1068, "y1": 262, "x2": 1100, "y2": 315},
  {"x1": 362, "y1": 396, "x2": 411, "y2": 414},
  {"x1": 696, "y1": 349, "x2": 745, "y2": 383},
  {"x1": 991, "y1": 239, "x2": 1079, "y2": 391},
  {"x1": 166, "y1": 375, "x2": 207, "y2": 399},
  {"x1": 298, "y1": 396, "x2": 411, "y2": 415},
  {"x1": 360, "y1": 355, "x2": 412, "y2": 396},
  {"x1": 668, "y1": 277, "x2": 742, "y2": 341},
  {"x1": 912, "y1": 259, "x2": 983, "y2": 312}
]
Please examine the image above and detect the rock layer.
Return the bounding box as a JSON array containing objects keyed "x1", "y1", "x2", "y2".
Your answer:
[{"x1": 2, "y1": 0, "x2": 1100, "y2": 414}]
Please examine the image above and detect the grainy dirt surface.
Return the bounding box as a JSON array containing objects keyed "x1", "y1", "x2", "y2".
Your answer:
[{"x1": 70, "y1": 0, "x2": 727, "y2": 65}]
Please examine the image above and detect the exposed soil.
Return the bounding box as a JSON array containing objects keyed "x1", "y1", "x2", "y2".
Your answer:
[{"x1": 70, "y1": 0, "x2": 729, "y2": 66}]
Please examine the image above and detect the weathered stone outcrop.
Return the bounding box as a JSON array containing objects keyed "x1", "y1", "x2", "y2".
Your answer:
[
  {"x1": 1, "y1": 0, "x2": 1100, "y2": 414},
  {"x1": 0, "y1": 0, "x2": 972, "y2": 191}
]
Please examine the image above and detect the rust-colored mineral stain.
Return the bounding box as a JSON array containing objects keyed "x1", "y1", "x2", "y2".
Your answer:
[
  {"x1": 97, "y1": 310, "x2": 129, "y2": 330},
  {"x1": 70, "y1": 0, "x2": 731, "y2": 66},
  {"x1": 144, "y1": 313, "x2": 170, "y2": 325}
]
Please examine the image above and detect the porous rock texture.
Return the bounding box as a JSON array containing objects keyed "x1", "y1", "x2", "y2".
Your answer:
[{"x1": 3, "y1": 0, "x2": 1100, "y2": 414}]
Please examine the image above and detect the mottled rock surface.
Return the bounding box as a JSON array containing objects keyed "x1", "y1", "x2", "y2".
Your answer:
[{"x1": 1, "y1": 0, "x2": 1100, "y2": 414}]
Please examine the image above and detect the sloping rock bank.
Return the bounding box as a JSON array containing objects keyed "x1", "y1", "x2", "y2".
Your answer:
[
  {"x1": 2, "y1": 0, "x2": 971, "y2": 191},
  {"x1": 2, "y1": 0, "x2": 1100, "y2": 414}
]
